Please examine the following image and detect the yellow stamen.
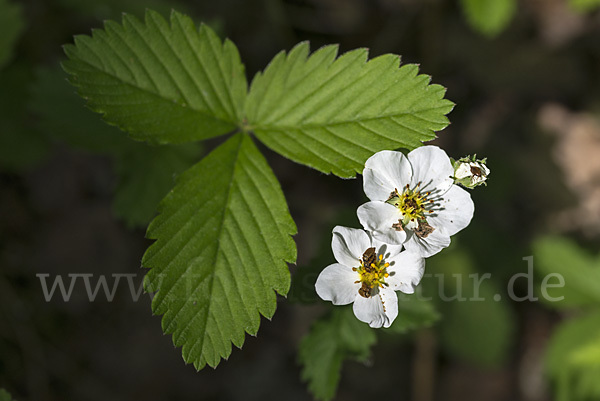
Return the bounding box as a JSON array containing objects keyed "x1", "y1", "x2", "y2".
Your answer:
[
  {"x1": 385, "y1": 184, "x2": 433, "y2": 229},
  {"x1": 355, "y1": 248, "x2": 391, "y2": 298}
]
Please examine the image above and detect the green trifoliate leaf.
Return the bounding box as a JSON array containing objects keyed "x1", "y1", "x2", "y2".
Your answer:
[
  {"x1": 386, "y1": 293, "x2": 439, "y2": 334},
  {"x1": 533, "y1": 236, "x2": 600, "y2": 309},
  {"x1": 299, "y1": 307, "x2": 377, "y2": 401},
  {"x1": 62, "y1": 10, "x2": 247, "y2": 144},
  {"x1": 0, "y1": 0, "x2": 24, "y2": 69},
  {"x1": 245, "y1": 42, "x2": 454, "y2": 178},
  {"x1": 460, "y1": 0, "x2": 516, "y2": 37},
  {"x1": 143, "y1": 133, "x2": 296, "y2": 370},
  {"x1": 546, "y1": 313, "x2": 600, "y2": 401}
]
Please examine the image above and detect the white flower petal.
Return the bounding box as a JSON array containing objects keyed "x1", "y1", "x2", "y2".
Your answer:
[
  {"x1": 386, "y1": 251, "x2": 425, "y2": 294},
  {"x1": 407, "y1": 146, "x2": 454, "y2": 194},
  {"x1": 481, "y1": 164, "x2": 490, "y2": 175},
  {"x1": 403, "y1": 227, "x2": 451, "y2": 258},
  {"x1": 429, "y1": 185, "x2": 475, "y2": 236},
  {"x1": 352, "y1": 287, "x2": 398, "y2": 328},
  {"x1": 363, "y1": 150, "x2": 412, "y2": 201},
  {"x1": 357, "y1": 202, "x2": 406, "y2": 246},
  {"x1": 454, "y1": 163, "x2": 472, "y2": 179},
  {"x1": 331, "y1": 226, "x2": 371, "y2": 266},
  {"x1": 372, "y1": 240, "x2": 404, "y2": 261},
  {"x1": 315, "y1": 263, "x2": 360, "y2": 305},
  {"x1": 370, "y1": 229, "x2": 406, "y2": 247}
]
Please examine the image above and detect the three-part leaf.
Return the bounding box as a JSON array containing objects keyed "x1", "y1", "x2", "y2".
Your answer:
[
  {"x1": 62, "y1": 9, "x2": 454, "y2": 372},
  {"x1": 245, "y1": 42, "x2": 454, "y2": 177},
  {"x1": 143, "y1": 133, "x2": 296, "y2": 369},
  {"x1": 62, "y1": 10, "x2": 246, "y2": 144}
]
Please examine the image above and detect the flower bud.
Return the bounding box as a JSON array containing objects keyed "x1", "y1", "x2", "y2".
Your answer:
[{"x1": 452, "y1": 155, "x2": 490, "y2": 189}]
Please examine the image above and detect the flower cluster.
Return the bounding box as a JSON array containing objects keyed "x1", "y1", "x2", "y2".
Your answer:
[{"x1": 315, "y1": 146, "x2": 488, "y2": 328}]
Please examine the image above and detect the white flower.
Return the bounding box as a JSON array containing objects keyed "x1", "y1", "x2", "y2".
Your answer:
[
  {"x1": 357, "y1": 146, "x2": 474, "y2": 258},
  {"x1": 453, "y1": 156, "x2": 490, "y2": 189},
  {"x1": 315, "y1": 226, "x2": 425, "y2": 328}
]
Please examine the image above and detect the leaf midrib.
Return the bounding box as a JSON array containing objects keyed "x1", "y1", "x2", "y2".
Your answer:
[
  {"x1": 198, "y1": 134, "x2": 244, "y2": 360},
  {"x1": 250, "y1": 108, "x2": 449, "y2": 131}
]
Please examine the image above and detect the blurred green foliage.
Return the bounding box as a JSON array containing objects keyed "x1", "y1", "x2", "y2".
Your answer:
[
  {"x1": 534, "y1": 236, "x2": 600, "y2": 308},
  {"x1": 534, "y1": 236, "x2": 600, "y2": 401},
  {"x1": 0, "y1": 65, "x2": 50, "y2": 171},
  {"x1": 56, "y1": 0, "x2": 188, "y2": 21},
  {"x1": 459, "y1": 0, "x2": 516, "y2": 37},
  {"x1": 0, "y1": 0, "x2": 24, "y2": 69},
  {"x1": 458, "y1": 0, "x2": 600, "y2": 37},
  {"x1": 546, "y1": 313, "x2": 600, "y2": 401},
  {"x1": 112, "y1": 143, "x2": 201, "y2": 226},
  {"x1": 299, "y1": 307, "x2": 377, "y2": 401},
  {"x1": 570, "y1": 0, "x2": 600, "y2": 12},
  {"x1": 0, "y1": 389, "x2": 15, "y2": 401},
  {"x1": 386, "y1": 292, "x2": 440, "y2": 334},
  {"x1": 427, "y1": 245, "x2": 516, "y2": 367},
  {"x1": 30, "y1": 65, "x2": 203, "y2": 227}
]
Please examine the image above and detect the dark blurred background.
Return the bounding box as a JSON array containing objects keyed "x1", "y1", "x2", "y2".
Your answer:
[{"x1": 2, "y1": 0, "x2": 600, "y2": 400}]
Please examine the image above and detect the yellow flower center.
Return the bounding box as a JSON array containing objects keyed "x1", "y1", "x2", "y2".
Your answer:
[
  {"x1": 387, "y1": 183, "x2": 434, "y2": 227},
  {"x1": 352, "y1": 247, "x2": 389, "y2": 298}
]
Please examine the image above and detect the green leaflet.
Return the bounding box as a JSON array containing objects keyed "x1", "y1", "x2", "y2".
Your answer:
[
  {"x1": 62, "y1": 10, "x2": 247, "y2": 144},
  {"x1": 546, "y1": 313, "x2": 600, "y2": 401},
  {"x1": 143, "y1": 133, "x2": 296, "y2": 369},
  {"x1": 245, "y1": 42, "x2": 454, "y2": 178},
  {"x1": 460, "y1": 0, "x2": 516, "y2": 37},
  {"x1": 299, "y1": 307, "x2": 376, "y2": 401},
  {"x1": 0, "y1": 0, "x2": 24, "y2": 69}
]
